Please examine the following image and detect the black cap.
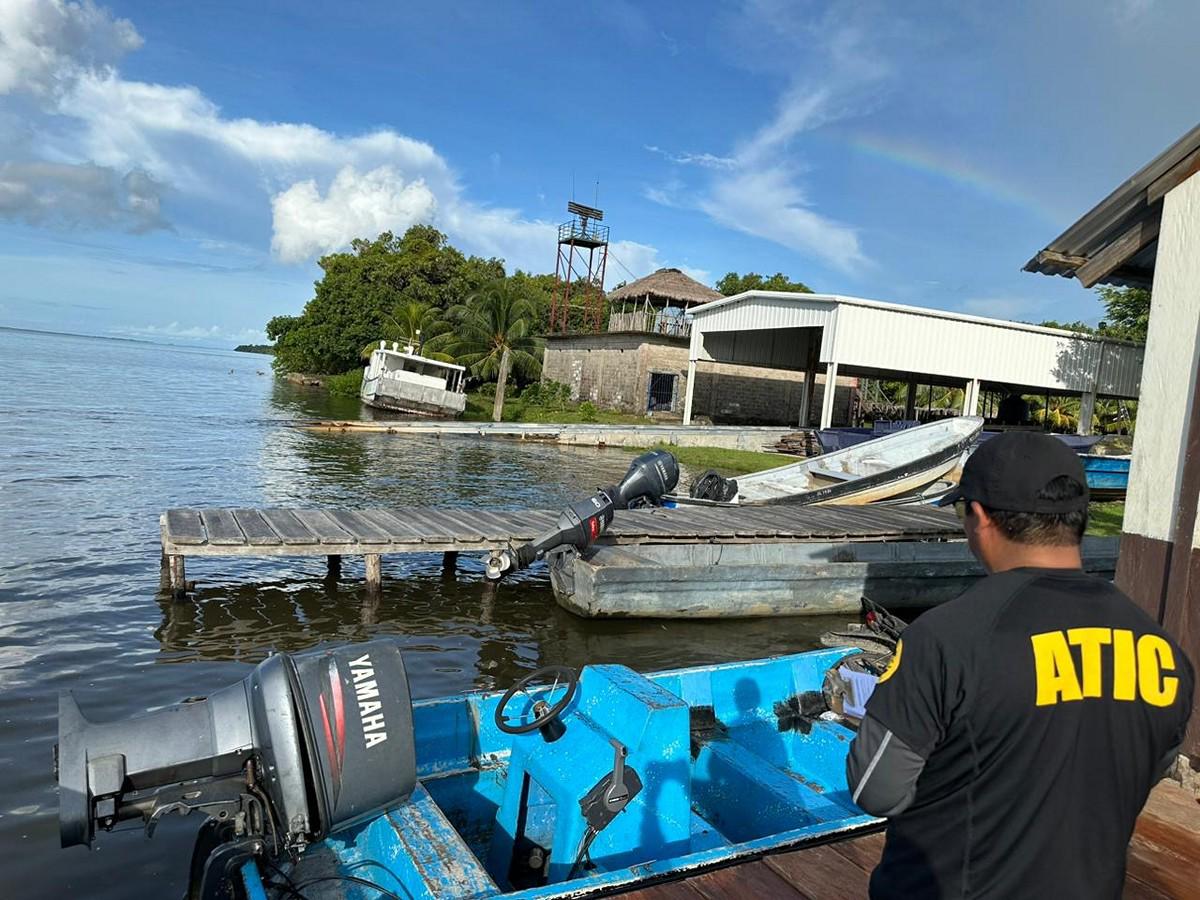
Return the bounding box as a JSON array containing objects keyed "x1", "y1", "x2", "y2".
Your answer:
[{"x1": 937, "y1": 432, "x2": 1089, "y2": 513}]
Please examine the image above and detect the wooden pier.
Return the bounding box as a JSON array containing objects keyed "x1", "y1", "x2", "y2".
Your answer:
[
  {"x1": 619, "y1": 780, "x2": 1200, "y2": 899},
  {"x1": 160, "y1": 504, "x2": 961, "y2": 597}
]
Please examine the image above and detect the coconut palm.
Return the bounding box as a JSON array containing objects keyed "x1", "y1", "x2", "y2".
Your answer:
[
  {"x1": 443, "y1": 280, "x2": 543, "y2": 422},
  {"x1": 360, "y1": 300, "x2": 454, "y2": 362}
]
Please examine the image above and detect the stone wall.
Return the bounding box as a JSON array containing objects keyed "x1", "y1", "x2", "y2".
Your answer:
[{"x1": 542, "y1": 334, "x2": 856, "y2": 425}]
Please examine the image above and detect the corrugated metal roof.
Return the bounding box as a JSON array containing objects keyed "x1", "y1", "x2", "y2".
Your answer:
[
  {"x1": 688, "y1": 292, "x2": 1143, "y2": 399},
  {"x1": 1024, "y1": 122, "x2": 1200, "y2": 288}
]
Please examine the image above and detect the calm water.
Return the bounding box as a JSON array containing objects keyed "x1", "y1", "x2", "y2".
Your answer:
[{"x1": 0, "y1": 327, "x2": 843, "y2": 898}]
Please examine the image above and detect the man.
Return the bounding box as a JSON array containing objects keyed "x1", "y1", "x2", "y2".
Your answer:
[{"x1": 846, "y1": 432, "x2": 1193, "y2": 898}]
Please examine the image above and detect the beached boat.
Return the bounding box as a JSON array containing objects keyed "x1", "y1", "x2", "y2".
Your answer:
[
  {"x1": 1082, "y1": 453, "x2": 1131, "y2": 501},
  {"x1": 361, "y1": 341, "x2": 467, "y2": 417},
  {"x1": 673, "y1": 416, "x2": 983, "y2": 507},
  {"x1": 548, "y1": 536, "x2": 1120, "y2": 619},
  {"x1": 58, "y1": 643, "x2": 878, "y2": 899}
]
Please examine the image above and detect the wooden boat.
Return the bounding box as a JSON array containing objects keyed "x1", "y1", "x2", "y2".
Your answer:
[
  {"x1": 361, "y1": 341, "x2": 467, "y2": 417},
  {"x1": 1082, "y1": 453, "x2": 1130, "y2": 501},
  {"x1": 671, "y1": 416, "x2": 983, "y2": 507},
  {"x1": 235, "y1": 648, "x2": 878, "y2": 898},
  {"x1": 548, "y1": 536, "x2": 1120, "y2": 619}
]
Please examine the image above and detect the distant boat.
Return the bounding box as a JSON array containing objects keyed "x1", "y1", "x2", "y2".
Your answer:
[
  {"x1": 672, "y1": 416, "x2": 984, "y2": 507},
  {"x1": 817, "y1": 426, "x2": 1103, "y2": 455},
  {"x1": 361, "y1": 341, "x2": 467, "y2": 417},
  {"x1": 1082, "y1": 453, "x2": 1130, "y2": 501}
]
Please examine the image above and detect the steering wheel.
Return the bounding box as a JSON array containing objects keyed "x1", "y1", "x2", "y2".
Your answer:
[{"x1": 494, "y1": 665, "x2": 579, "y2": 736}]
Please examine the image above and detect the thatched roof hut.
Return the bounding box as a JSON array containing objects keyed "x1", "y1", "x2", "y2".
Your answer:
[{"x1": 607, "y1": 267, "x2": 721, "y2": 309}]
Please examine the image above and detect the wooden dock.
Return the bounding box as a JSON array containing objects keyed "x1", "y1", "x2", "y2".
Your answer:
[
  {"x1": 160, "y1": 504, "x2": 961, "y2": 597},
  {"x1": 619, "y1": 780, "x2": 1200, "y2": 899}
]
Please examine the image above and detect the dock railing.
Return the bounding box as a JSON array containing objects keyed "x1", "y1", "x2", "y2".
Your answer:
[{"x1": 608, "y1": 310, "x2": 691, "y2": 338}]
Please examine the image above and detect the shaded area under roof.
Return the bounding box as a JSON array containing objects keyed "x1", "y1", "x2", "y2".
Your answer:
[
  {"x1": 1024, "y1": 122, "x2": 1200, "y2": 289},
  {"x1": 607, "y1": 267, "x2": 722, "y2": 307}
]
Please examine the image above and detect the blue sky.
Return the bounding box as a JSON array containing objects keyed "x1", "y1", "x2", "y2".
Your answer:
[{"x1": 1, "y1": 0, "x2": 1197, "y2": 347}]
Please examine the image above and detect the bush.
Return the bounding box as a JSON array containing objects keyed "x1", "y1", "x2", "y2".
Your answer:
[
  {"x1": 578, "y1": 401, "x2": 598, "y2": 423},
  {"x1": 325, "y1": 369, "x2": 364, "y2": 397},
  {"x1": 520, "y1": 380, "x2": 571, "y2": 409},
  {"x1": 478, "y1": 382, "x2": 496, "y2": 398}
]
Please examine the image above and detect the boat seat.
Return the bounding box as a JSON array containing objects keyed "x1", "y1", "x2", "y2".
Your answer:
[
  {"x1": 329, "y1": 782, "x2": 499, "y2": 900},
  {"x1": 808, "y1": 465, "x2": 857, "y2": 482}
]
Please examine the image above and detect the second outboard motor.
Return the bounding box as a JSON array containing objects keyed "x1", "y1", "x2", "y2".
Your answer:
[
  {"x1": 56, "y1": 640, "x2": 415, "y2": 898},
  {"x1": 485, "y1": 449, "x2": 679, "y2": 579}
]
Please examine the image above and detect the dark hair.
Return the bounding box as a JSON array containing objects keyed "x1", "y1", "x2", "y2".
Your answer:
[{"x1": 983, "y1": 475, "x2": 1088, "y2": 546}]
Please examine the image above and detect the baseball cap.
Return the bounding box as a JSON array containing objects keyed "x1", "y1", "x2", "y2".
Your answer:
[{"x1": 937, "y1": 431, "x2": 1090, "y2": 513}]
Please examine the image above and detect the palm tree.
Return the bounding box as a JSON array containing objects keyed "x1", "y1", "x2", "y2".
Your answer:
[
  {"x1": 360, "y1": 300, "x2": 454, "y2": 362},
  {"x1": 443, "y1": 280, "x2": 543, "y2": 422}
]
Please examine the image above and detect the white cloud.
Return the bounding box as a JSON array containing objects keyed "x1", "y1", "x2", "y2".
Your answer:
[
  {"x1": 271, "y1": 166, "x2": 438, "y2": 263},
  {"x1": 0, "y1": 0, "x2": 140, "y2": 97},
  {"x1": 678, "y1": 265, "x2": 712, "y2": 286},
  {"x1": 0, "y1": 160, "x2": 165, "y2": 231},
  {"x1": 0, "y1": 0, "x2": 669, "y2": 276},
  {"x1": 110, "y1": 321, "x2": 269, "y2": 344}
]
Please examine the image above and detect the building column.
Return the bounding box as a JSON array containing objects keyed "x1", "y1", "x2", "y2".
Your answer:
[
  {"x1": 1077, "y1": 390, "x2": 1097, "y2": 436},
  {"x1": 683, "y1": 359, "x2": 697, "y2": 425},
  {"x1": 963, "y1": 379, "x2": 980, "y2": 416},
  {"x1": 903, "y1": 378, "x2": 918, "y2": 420},
  {"x1": 799, "y1": 366, "x2": 815, "y2": 427},
  {"x1": 819, "y1": 362, "x2": 839, "y2": 430}
]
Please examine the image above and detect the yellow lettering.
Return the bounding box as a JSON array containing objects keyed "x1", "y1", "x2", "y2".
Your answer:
[
  {"x1": 1137, "y1": 635, "x2": 1179, "y2": 707},
  {"x1": 878, "y1": 639, "x2": 903, "y2": 683},
  {"x1": 1031, "y1": 631, "x2": 1083, "y2": 706},
  {"x1": 1112, "y1": 629, "x2": 1137, "y2": 701},
  {"x1": 1067, "y1": 627, "x2": 1111, "y2": 697}
]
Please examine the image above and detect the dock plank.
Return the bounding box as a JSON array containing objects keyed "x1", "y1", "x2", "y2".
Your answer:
[
  {"x1": 259, "y1": 509, "x2": 320, "y2": 545},
  {"x1": 764, "y1": 843, "x2": 874, "y2": 899},
  {"x1": 359, "y1": 509, "x2": 427, "y2": 542},
  {"x1": 326, "y1": 510, "x2": 390, "y2": 544},
  {"x1": 231, "y1": 509, "x2": 282, "y2": 546},
  {"x1": 199, "y1": 509, "x2": 245, "y2": 546},
  {"x1": 687, "y1": 860, "x2": 806, "y2": 899},
  {"x1": 293, "y1": 509, "x2": 355, "y2": 544},
  {"x1": 165, "y1": 509, "x2": 206, "y2": 545}
]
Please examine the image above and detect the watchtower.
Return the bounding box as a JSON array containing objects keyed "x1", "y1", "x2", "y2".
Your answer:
[{"x1": 549, "y1": 201, "x2": 609, "y2": 333}]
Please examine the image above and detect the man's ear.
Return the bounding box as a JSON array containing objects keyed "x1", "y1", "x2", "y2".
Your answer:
[{"x1": 969, "y1": 501, "x2": 993, "y2": 530}]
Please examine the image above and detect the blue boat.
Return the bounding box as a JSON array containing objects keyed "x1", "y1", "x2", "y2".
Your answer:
[
  {"x1": 1081, "y1": 453, "x2": 1130, "y2": 501},
  {"x1": 58, "y1": 643, "x2": 878, "y2": 899}
]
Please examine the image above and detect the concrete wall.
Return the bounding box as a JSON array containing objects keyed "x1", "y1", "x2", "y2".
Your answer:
[{"x1": 542, "y1": 335, "x2": 854, "y2": 425}]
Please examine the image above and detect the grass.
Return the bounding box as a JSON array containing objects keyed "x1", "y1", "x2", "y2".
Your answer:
[
  {"x1": 622, "y1": 443, "x2": 787, "y2": 476},
  {"x1": 1087, "y1": 501, "x2": 1125, "y2": 537},
  {"x1": 461, "y1": 390, "x2": 651, "y2": 425}
]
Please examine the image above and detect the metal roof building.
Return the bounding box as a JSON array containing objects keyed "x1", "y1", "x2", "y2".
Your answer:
[{"x1": 681, "y1": 292, "x2": 1144, "y2": 430}]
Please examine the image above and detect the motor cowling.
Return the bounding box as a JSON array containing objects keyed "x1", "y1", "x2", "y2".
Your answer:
[{"x1": 57, "y1": 640, "x2": 416, "y2": 857}]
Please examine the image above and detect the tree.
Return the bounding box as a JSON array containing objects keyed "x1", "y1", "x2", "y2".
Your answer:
[
  {"x1": 443, "y1": 279, "x2": 543, "y2": 421},
  {"x1": 716, "y1": 271, "x2": 813, "y2": 296},
  {"x1": 1095, "y1": 285, "x2": 1151, "y2": 343},
  {"x1": 359, "y1": 300, "x2": 453, "y2": 362},
  {"x1": 269, "y1": 227, "x2": 505, "y2": 375}
]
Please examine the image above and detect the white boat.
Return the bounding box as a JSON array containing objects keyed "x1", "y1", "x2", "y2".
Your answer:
[
  {"x1": 672, "y1": 416, "x2": 984, "y2": 507},
  {"x1": 360, "y1": 341, "x2": 467, "y2": 417}
]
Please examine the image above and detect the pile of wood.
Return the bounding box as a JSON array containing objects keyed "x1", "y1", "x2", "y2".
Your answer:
[{"x1": 769, "y1": 430, "x2": 821, "y2": 456}]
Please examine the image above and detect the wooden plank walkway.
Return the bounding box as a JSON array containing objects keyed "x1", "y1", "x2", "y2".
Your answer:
[
  {"x1": 618, "y1": 782, "x2": 1200, "y2": 899},
  {"x1": 160, "y1": 504, "x2": 960, "y2": 596}
]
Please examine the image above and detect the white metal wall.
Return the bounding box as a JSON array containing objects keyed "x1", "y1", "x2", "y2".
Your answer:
[{"x1": 688, "y1": 293, "x2": 1143, "y2": 398}]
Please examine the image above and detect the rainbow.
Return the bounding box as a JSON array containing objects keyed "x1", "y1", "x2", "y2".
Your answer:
[{"x1": 837, "y1": 130, "x2": 1065, "y2": 226}]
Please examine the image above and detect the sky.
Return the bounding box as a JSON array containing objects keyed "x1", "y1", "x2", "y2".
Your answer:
[{"x1": 1, "y1": 0, "x2": 1197, "y2": 348}]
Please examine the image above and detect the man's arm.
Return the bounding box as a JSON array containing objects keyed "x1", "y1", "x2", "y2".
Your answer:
[{"x1": 846, "y1": 713, "x2": 927, "y2": 817}]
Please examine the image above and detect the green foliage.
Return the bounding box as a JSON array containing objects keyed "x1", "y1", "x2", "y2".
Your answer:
[
  {"x1": 716, "y1": 271, "x2": 813, "y2": 296},
  {"x1": 578, "y1": 401, "x2": 598, "y2": 423},
  {"x1": 269, "y1": 227, "x2": 505, "y2": 375},
  {"x1": 359, "y1": 300, "x2": 453, "y2": 361},
  {"x1": 1095, "y1": 286, "x2": 1150, "y2": 343},
  {"x1": 520, "y1": 380, "x2": 571, "y2": 410},
  {"x1": 324, "y1": 369, "x2": 364, "y2": 397},
  {"x1": 233, "y1": 344, "x2": 274, "y2": 354}
]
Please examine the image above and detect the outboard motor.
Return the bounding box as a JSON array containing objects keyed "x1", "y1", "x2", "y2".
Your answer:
[
  {"x1": 485, "y1": 449, "x2": 679, "y2": 580},
  {"x1": 56, "y1": 640, "x2": 415, "y2": 898}
]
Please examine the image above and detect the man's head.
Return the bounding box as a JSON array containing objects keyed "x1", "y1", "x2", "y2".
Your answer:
[{"x1": 938, "y1": 432, "x2": 1090, "y2": 572}]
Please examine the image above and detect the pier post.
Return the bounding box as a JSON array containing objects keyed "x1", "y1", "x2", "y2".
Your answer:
[
  {"x1": 442, "y1": 551, "x2": 458, "y2": 576},
  {"x1": 327, "y1": 554, "x2": 342, "y2": 579},
  {"x1": 820, "y1": 362, "x2": 840, "y2": 430},
  {"x1": 364, "y1": 554, "x2": 382, "y2": 594},
  {"x1": 168, "y1": 555, "x2": 186, "y2": 599}
]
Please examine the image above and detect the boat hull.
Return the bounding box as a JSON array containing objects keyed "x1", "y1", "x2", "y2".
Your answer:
[
  {"x1": 549, "y1": 537, "x2": 1120, "y2": 618},
  {"x1": 239, "y1": 649, "x2": 880, "y2": 899},
  {"x1": 361, "y1": 374, "x2": 466, "y2": 418},
  {"x1": 1083, "y1": 454, "x2": 1130, "y2": 502}
]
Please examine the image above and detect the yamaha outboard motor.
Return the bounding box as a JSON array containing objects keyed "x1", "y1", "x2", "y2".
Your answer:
[
  {"x1": 56, "y1": 640, "x2": 415, "y2": 898},
  {"x1": 485, "y1": 449, "x2": 679, "y2": 579}
]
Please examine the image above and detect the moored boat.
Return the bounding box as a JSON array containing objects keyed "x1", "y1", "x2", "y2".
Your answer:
[
  {"x1": 673, "y1": 416, "x2": 983, "y2": 507},
  {"x1": 361, "y1": 341, "x2": 467, "y2": 417},
  {"x1": 1081, "y1": 453, "x2": 1131, "y2": 501},
  {"x1": 548, "y1": 535, "x2": 1120, "y2": 619},
  {"x1": 57, "y1": 642, "x2": 879, "y2": 899}
]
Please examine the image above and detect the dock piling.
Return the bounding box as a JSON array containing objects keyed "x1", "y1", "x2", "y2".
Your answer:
[
  {"x1": 168, "y1": 555, "x2": 186, "y2": 600},
  {"x1": 364, "y1": 554, "x2": 382, "y2": 594},
  {"x1": 327, "y1": 554, "x2": 342, "y2": 579},
  {"x1": 442, "y1": 551, "x2": 458, "y2": 576}
]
